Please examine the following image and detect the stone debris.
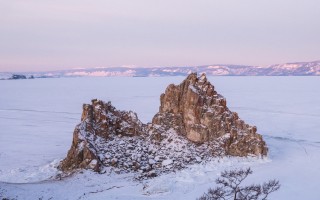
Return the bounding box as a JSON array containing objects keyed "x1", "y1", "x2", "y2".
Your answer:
[{"x1": 59, "y1": 73, "x2": 268, "y2": 179}]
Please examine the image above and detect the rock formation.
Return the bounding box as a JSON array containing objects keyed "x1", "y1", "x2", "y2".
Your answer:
[
  {"x1": 60, "y1": 100, "x2": 145, "y2": 172},
  {"x1": 151, "y1": 73, "x2": 267, "y2": 156},
  {"x1": 60, "y1": 73, "x2": 267, "y2": 179}
]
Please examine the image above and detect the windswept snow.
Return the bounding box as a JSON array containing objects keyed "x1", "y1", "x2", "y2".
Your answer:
[{"x1": 0, "y1": 76, "x2": 320, "y2": 199}]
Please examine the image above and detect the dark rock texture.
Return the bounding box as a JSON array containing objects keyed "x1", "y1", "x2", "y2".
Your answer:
[
  {"x1": 60, "y1": 73, "x2": 267, "y2": 178},
  {"x1": 60, "y1": 100, "x2": 145, "y2": 172}
]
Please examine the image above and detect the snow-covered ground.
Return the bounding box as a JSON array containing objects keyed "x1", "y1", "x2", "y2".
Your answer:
[{"x1": 0, "y1": 76, "x2": 320, "y2": 199}]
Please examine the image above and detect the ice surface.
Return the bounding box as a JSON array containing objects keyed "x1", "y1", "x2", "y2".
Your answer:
[{"x1": 0, "y1": 76, "x2": 320, "y2": 199}]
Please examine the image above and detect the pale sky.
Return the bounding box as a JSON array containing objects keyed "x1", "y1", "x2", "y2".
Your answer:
[{"x1": 0, "y1": 0, "x2": 319, "y2": 72}]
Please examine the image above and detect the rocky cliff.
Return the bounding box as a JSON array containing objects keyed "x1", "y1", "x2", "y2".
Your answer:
[{"x1": 60, "y1": 73, "x2": 267, "y2": 179}]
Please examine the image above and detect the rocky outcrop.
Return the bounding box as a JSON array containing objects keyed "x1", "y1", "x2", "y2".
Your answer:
[
  {"x1": 60, "y1": 73, "x2": 268, "y2": 178},
  {"x1": 151, "y1": 73, "x2": 267, "y2": 156},
  {"x1": 60, "y1": 100, "x2": 145, "y2": 172}
]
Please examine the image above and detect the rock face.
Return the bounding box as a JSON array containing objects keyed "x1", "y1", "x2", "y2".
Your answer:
[
  {"x1": 60, "y1": 73, "x2": 267, "y2": 178},
  {"x1": 60, "y1": 100, "x2": 145, "y2": 172},
  {"x1": 152, "y1": 73, "x2": 267, "y2": 156}
]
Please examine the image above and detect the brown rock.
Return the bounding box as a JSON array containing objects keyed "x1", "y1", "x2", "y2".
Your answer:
[
  {"x1": 59, "y1": 126, "x2": 101, "y2": 172},
  {"x1": 151, "y1": 73, "x2": 267, "y2": 155},
  {"x1": 59, "y1": 73, "x2": 268, "y2": 176},
  {"x1": 59, "y1": 100, "x2": 145, "y2": 172}
]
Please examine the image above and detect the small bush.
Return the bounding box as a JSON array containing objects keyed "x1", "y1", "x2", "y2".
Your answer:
[{"x1": 198, "y1": 168, "x2": 280, "y2": 200}]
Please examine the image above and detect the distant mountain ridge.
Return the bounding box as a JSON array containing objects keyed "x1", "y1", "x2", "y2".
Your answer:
[{"x1": 1, "y1": 60, "x2": 319, "y2": 79}]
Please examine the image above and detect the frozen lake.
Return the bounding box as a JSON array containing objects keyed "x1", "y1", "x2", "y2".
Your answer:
[{"x1": 0, "y1": 76, "x2": 320, "y2": 199}]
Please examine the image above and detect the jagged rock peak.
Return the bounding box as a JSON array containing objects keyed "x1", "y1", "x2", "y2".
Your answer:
[
  {"x1": 152, "y1": 72, "x2": 266, "y2": 154},
  {"x1": 59, "y1": 73, "x2": 268, "y2": 178}
]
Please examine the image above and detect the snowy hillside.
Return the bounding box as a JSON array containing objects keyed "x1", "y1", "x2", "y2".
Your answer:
[{"x1": 1, "y1": 61, "x2": 319, "y2": 79}]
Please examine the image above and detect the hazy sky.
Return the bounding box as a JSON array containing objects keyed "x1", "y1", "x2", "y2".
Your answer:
[{"x1": 0, "y1": 0, "x2": 319, "y2": 72}]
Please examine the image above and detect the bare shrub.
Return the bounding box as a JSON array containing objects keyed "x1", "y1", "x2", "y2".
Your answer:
[{"x1": 198, "y1": 168, "x2": 280, "y2": 200}]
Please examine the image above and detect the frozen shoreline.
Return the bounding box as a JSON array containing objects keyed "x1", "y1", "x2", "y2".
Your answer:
[
  {"x1": 1, "y1": 76, "x2": 319, "y2": 199},
  {"x1": 2, "y1": 136, "x2": 320, "y2": 199}
]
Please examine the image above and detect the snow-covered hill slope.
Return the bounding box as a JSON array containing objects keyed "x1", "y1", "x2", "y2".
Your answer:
[{"x1": 1, "y1": 61, "x2": 319, "y2": 79}]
